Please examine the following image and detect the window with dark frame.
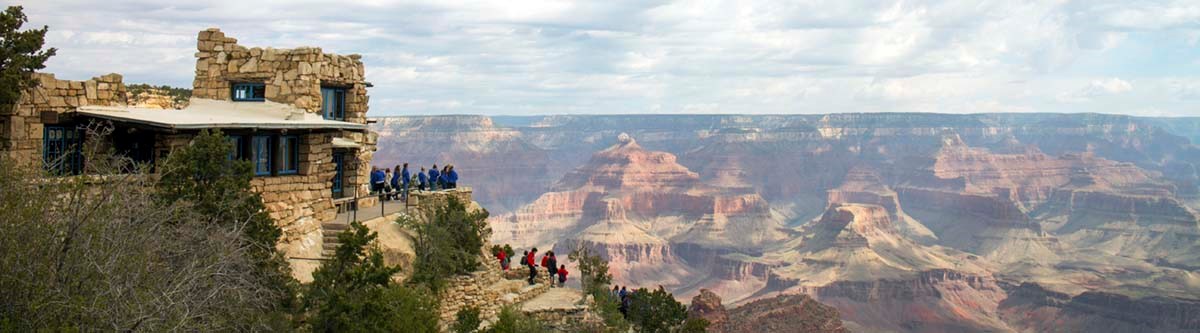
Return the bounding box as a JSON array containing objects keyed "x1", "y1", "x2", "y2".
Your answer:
[
  {"x1": 43, "y1": 126, "x2": 83, "y2": 175},
  {"x1": 279, "y1": 135, "x2": 299, "y2": 175},
  {"x1": 252, "y1": 135, "x2": 272, "y2": 176},
  {"x1": 232, "y1": 83, "x2": 266, "y2": 101},
  {"x1": 226, "y1": 135, "x2": 245, "y2": 160},
  {"x1": 321, "y1": 87, "x2": 346, "y2": 120}
]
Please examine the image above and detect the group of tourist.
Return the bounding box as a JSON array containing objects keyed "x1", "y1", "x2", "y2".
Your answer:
[
  {"x1": 611, "y1": 285, "x2": 635, "y2": 318},
  {"x1": 496, "y1": 247, "x2": 568, "y2": 288},
  {"x1": 368, "y1": 163, "x2": 460, "y2": 200}
]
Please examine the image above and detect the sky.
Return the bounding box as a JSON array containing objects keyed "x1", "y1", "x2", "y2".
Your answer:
[{"x1": 10, "y1": 0, "x2": 1200, "y2": 116}]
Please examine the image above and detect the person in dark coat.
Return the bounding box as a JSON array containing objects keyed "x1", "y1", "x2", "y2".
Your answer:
[
  {"x1": 446, "y1": 165, "x2": 459, "y2": 189},
  {"x1": 428, "y1": 164, "x2": 440, "y2": 191},
  {"x1": 369, "y1": 167, "x2": 385, "y2": 194},
  {"x1": 619, "y1": 286, "x2": 630, "y2": 317},
  {"x1": 417, "y1": 167, "x2": 428, "y2": 191},
  {"x1": 390, "y1": 166, "x2": 402, "y2": 200},
  {"x1": 546, "y1": 252, "x2": 558, "y2": 287},
  {"x1": 400, "y1": 163, "x2": 410, "y2": 200}
]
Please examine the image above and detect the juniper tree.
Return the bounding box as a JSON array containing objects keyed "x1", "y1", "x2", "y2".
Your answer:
[{"x1": 0, "y1": 6, "x2": 56, "y2": 111}]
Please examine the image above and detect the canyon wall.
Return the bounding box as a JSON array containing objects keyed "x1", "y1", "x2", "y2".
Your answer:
[{"x1": 373, "y1": 113, "x2": 1200, "y2": 332}]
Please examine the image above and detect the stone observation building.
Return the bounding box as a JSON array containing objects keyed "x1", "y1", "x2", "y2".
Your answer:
[{"x1": 0, "y1": 28, "x2": 378, "y2": 245}]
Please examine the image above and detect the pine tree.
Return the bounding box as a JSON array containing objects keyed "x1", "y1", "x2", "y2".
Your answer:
[{"x1": 0, "y1": 6, "x2": 57, "y2": 111}]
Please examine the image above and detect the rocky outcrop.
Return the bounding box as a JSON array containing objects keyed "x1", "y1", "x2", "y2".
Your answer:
[
  {"x1": 688, "y1": 288, "x2": 849, "y2": 333},
  {"x1": 492, "y1": 134, "x2": 785, "y2": 293},
  {"x1": 1000, "y1": 282, "x2": 1200, "y2": 332}
]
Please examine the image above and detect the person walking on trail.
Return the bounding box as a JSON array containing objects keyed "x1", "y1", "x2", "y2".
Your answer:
[
  {"x1": 557, "y1": 264, "x2": 568, "y2": 287},
  {"x1": 546, "y1": 252, "x2": 558, "y2": 287},
  {"x1": 527, "y1": 248, "x2": 539, "y2": 285},
  {"x1": 400, "y1": 163, "x2": 410, "y2": 200},
  {"x1": 619, "y1": 286, "x2": 630, "y2": 318},
  {"x1": 496, "y1": 248, "x2": 508, "y2": 271},
  {"x1": 611, "y1": 285, "x2": 620, "y2": 301},
  {"x1": 446, "y1": 165, "x2": 459, "y2": 189},
  {"x1": 417, "y1": 167, "x2": 428, "y2": 191},
  {"x1": 428, "y1": 164, "x2": 440, "y2": 191}
]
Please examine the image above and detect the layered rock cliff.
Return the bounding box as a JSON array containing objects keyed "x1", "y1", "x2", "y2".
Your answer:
[{"x1": 374, "y1": 113, "x2": 1200, "y2": 332}]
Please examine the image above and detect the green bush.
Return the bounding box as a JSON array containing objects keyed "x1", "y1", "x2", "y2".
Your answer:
[
  {"x1": 626, "y1": 286, "x2": 708, "y2": 333},
  {"x1": 453, "y1": 306, "x2": 482, "y2": 333},
  {"x1": 568, "y1": 245, "x2": 629, "y2": 332},
  {"x1": 486, "y1": 305, "x2": 547, "y2": 333},
  {"x1": 400, "y1": 196, "x2": 490, "y2": 291},
  {"x1": 304, "y1": 221, "x2": 439, "y2": 332}
]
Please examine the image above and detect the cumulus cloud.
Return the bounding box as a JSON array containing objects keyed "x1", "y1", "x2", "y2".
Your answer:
[{"x1": 11, "y1": 0, "x2": 1200, "y2": 116}]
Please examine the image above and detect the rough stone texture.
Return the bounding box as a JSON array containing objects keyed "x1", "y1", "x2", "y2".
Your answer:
[
  {"x1": 192, "y1": 28, "x2": 368, "y2": 123},
  {"x1": 0, "y1": 73, "x2": 126, "y2": 168},
  {"x1": 192, "y1": 28, "x2": 377, "y2": 209},
  {"x1": 686, "y1": 289, "x2": 728, "y2": 327},
  {"x1": 722, "y1": 293, "x2": 850, "y2": 333}
]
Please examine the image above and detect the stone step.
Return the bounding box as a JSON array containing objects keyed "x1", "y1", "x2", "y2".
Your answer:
[{"x1": 322, "y1": 223, "x2": 351, "y2": 231}]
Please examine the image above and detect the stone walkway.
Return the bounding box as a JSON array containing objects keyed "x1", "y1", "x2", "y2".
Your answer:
[
  {"x1": 330, "y1": 197, "x2": 410, "y2": 224},
  {"x1": 521, "y1": 287, "x2": 585, "y2": 312}
]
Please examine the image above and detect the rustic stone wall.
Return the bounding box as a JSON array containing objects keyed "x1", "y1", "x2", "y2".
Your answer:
[
  {"x1": 191, "y1": 28, "x2": 376, "y2": 204},
  {"x1": 0, "y1": 73, "x2": 126, "y2": 168},
  {"x1": 252, "y1": 132, "x2": 338, "y2": 241},
  {"x1": 191, "y1": 28, "x2": 369, "y2": 123}
]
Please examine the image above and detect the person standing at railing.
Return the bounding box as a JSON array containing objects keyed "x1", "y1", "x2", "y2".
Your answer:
[
  {"x1": 428, "y1": 164, "x2": 440, "y2": 191},
  {"x1": 400, "y1": 163, "x2": 410, "y2": 200},
  {"x1": 370, "y1": 167, "x2": 385, "y2": 194},
  {"x1": 390, "y1": 165, "x2": 403, "y2": 200},
  {"x1": 446, "y1": 165, "x2": 458, "y2": 189},
  {"x1": 417, "y1": 167, "x2": 428, "y2": 191},
  {"x1": 439, "y1": 165, "x2": 450, "y2": 190},
  {"x1": 383, "y1": 168, "x2": 394, "y2": 200}
]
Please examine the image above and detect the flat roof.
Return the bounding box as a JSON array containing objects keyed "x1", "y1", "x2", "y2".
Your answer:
[{"x1": 76, "y1": 98, "x2": 366, "y2": 131}]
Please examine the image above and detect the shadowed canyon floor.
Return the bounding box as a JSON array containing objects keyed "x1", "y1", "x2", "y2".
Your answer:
[{"x1": 373, "y1": 113, "x2": 1200, "y2": 332}]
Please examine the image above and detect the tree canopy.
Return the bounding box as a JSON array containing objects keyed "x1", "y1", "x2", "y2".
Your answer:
[{"x1": 0, "y1": 6, "x2": 56, "y2": 110}]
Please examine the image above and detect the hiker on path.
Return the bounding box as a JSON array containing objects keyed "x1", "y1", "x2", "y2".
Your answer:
[
  {"x1": 527, "y1": 248, "x2": 539, "y2": 285},
  {"x1": 496, "y1": 248, "x2": 508, "y2": 271},
  {"x1": 390, "y1": 165, "x2": 403, "y2": 200},
  {"x1": 428, "y1": 164, "x2": 440, "y2": 191},
  {"x1": 619, "y1": 286, "x2": 630, "y2": 318},
  {"x1": 546, "y1": 252, "x2": 558, "y2": 287},
  {"x1": 557, "y1": 264, "x2": 567, "y2": 287}
]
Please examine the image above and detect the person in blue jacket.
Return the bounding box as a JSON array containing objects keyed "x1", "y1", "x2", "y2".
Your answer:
[
  {"x1": 446, "y1": 165, "x2": 459, "y2": 189},
  {"x1": 390, "y1": 165, "x2": 402, "y2": 200},
  {"x1": 428, "y1": 164, "x2": 440, "y2": 191},
  {"x1": 399, "y1": 163, "x2": 410, "y2": 200},
  {"x1": 369, "y1": 167, "x2": 385, "y2": 194},
  {"x1": 417, "y1": 166, "x2": 428, "y2": 191}
]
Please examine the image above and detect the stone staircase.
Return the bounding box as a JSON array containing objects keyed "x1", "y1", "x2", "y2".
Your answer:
[{"x1": 320, "y1": 221, "x2": 351, "y2": 258}]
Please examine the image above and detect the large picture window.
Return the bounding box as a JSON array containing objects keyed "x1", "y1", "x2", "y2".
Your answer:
[
  {"x1": 321, "y1": 87, "x2": 346, "y2": 120},
  {"x1": 278, "y1": 135, "x2": 299, "y2": 174},
  {"x1": 232, "y1": 83, "x2": 266, "y2": 101},
  {"x1": 252, "y1": 135, "x2": 272, "y2": 176}
]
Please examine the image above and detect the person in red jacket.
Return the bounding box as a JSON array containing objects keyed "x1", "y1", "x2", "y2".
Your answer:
[
  {"x1": 496, "y1": 249, "x2": 508, "y2": 270},
  {"x1": 557, "y1": 264, "x2": 568, "y2": 287},
  {"x1": 526, "y1": 248, "x2": 538, "y2": 285}
]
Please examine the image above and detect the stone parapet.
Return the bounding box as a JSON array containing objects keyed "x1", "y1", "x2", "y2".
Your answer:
[{"x1": 1, "y1": 73, "x2": 126, "y2": 168}]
